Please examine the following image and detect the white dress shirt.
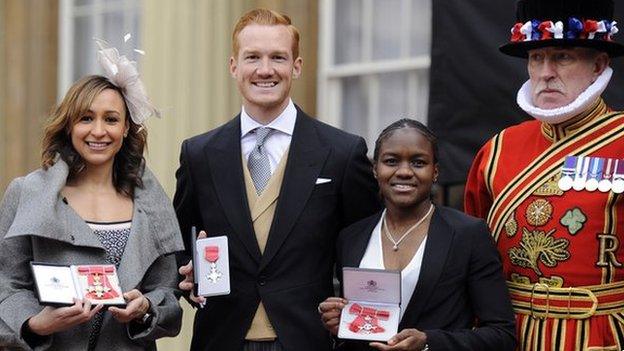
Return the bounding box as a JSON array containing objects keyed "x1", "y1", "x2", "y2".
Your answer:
[
  {"x1": 240, "y1": 99, "x2": 297, "y2": 173},
  {"x1": 359, "y1": 212, "x2": 428, "y2": 320}
]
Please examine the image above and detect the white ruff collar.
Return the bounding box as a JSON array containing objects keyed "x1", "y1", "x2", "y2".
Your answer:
[{"x1": 516, "y1": 67, "x2": 612, "y2": 124}]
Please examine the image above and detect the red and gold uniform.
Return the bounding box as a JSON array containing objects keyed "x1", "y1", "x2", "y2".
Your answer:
[{"x1": 465, "y1": 99, "x2": 624, "y2": 350}]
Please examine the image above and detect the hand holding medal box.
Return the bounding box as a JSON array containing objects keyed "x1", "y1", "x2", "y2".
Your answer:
[
  {"x1": 338, "y1": 267, "x2": 401, "y2": 342},
  {"x1": 191, "y1": 227, "x2": 230, "y2": 297},
  {"x1": 30, "y1": 262, "x2": 125, "y2": 306}
]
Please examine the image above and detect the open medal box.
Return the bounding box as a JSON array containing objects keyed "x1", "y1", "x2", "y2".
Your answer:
[
  {"x1": 30, "y1": 262, "x2": 125, "y2": 307},
  {"x1": 338, "y1": 267, "x2": 401, "y2": 342}
]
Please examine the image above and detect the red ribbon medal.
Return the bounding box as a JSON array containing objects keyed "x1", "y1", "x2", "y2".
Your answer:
[
  {"x1": 205, "y1": 246, "x2": 219, "y2": 263},
  {"x1": 204, "y1": 245, "x2": 222, "y2": 283},
  {"x1": 347, "y1": 303, "x2": 389, "y2": 334},
  {"x1": 77, "y1": 265, "x2": 120, "y2": 300}
]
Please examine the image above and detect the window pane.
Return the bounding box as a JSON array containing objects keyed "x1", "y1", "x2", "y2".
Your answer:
[
  {"x1": 74, "y1": 0, "x2": 94, "y2": 6},
  {"x1": 372, "y1": 0, "x2": 402, "y2": 60},
  {"x1": 414, "y1": 69, "x2": 430, "y2": 120},
  {"x1": 73, "y1": 15, "x2": 96, "y2": 79},
  {"x1": 378, "y1": 71, "x2": 409, "y2": 129},
  {"x1": 411, "y1": 0, "x2": 432, "y2": 56},
  {"x1": 334, "y1": 0, "x2": 362, "y2": 64},
  {"x1": 342, "y1": 77, "x2": 369, "y2": 138},
  {"x1": 103, "y1": 12, "x2": 125, "y2": 51}
]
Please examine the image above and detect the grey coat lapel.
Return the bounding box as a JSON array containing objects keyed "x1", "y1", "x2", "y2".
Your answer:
[
  {"x1": 116, "y1": 168, "x2": 184, "y2": 290},
  {"x1": 5, "y1": 160, "x2": 102, "y2": 248}
]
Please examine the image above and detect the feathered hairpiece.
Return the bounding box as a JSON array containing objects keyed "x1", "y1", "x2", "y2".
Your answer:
[{"x1": 95, "y1": 37, "x2": 160, "y2": 125}]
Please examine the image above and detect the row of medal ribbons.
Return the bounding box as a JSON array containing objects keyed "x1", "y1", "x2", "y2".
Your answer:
[{"x1": 558, "y1": 155, "x2": 624, "y2": 193}]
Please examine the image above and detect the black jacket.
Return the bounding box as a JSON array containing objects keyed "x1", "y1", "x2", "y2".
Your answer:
[
  {"x1": 173, "y1": 107, "x2": 381, "y2": 351},
  {"x1": 336, "y1": 207, "x2": 517, "y2": 351}
]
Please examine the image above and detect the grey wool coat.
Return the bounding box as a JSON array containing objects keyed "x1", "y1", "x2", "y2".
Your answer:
[{"x1": 0, "y1": 160, "x2": 184, "y2": 350}]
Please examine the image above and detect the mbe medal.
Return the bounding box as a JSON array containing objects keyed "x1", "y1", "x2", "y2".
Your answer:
[
  {"x1": 205, "y1": 246, "x2": 222, "y2": 283},
  {"x1": 77, "y1": 266, "x2": 121, "y2": 300},
  {"x1": 557, "y1": 156, "x2": 577, "y2": 191},
  {"x1": 599, "y1": 158, "x2": 615, "y2": 192},
  {"x1": 193, "y1": 233, "x2": 230, "y2": 297},
  {"x1": 338, "y1": 268, "x2": 401, "y2": 342}
]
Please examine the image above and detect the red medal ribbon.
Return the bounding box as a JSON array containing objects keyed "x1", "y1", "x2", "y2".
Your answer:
[
  {"x1": 204, "y1": 246, "x2": 219, "y2": 263},
  {"x1": 347, "y1": 303, "x2": 389, "y2": 334},
  {"x1": 77, "y1": 265, "x2": 119, "y2": 300}
]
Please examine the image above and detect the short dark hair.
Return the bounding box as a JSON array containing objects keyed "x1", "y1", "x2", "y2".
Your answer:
[{"x1": 373, "y1": 118, "x2": 438, "y2": 163}]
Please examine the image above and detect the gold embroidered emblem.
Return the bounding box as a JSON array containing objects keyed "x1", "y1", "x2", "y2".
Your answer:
[
  {"x1": 505, "y1": 217, "x2": 518, "y2": 237},
  {"x1": 533, "y1": 173, "x2": 564, "y2": 196},
  {"x1": 509, "y1": 273, "x2": 564, "y2": 287},
  {"x1": 538, "y1": 276, "x2": 564, "y2": 287},
  {"x1": 510, "y1": 273, "x2": 531, "y2": 284},
  {"x1": 509, "y1": 228, "x2": 570, "y2": 276},
  {"x1": 597, "y1": 233, "x2": 624, "y2": 268},
  {"x1": 525, "y1": 199, "x2": 553, "y2": 227}
]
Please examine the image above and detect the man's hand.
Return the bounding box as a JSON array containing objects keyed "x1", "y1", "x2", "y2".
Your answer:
[
  {"x1": 369, "y1": 328, "x2": 427, "y2": 351},
  {"x1": 178, "y1": 230, "x2": 207, "y2": 304},
  {"x1": 318, "y1": 297, "x2": 348, "y2": 335}
]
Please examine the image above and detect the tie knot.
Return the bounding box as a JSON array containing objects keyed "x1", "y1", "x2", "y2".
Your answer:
[{"x1": 254, "y1": 127, "x2": 273, "y2": 146}]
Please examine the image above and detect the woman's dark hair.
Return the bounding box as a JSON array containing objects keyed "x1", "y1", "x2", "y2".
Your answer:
[
  {"x1": 373, "y1": 118, "x2": 438, "y2": 163},
  {"x1": 41, "y1": 75, "x2": 147, "y2": 198}
]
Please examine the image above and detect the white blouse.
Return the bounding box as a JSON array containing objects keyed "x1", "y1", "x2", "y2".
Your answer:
[{"x1": 359, "y1": 212, "x2": 428, "y2": 320}]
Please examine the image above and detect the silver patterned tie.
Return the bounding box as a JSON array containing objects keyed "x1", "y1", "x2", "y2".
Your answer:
[{"x1": 247, "y1": 127, "x2": 273, "y2": 195}]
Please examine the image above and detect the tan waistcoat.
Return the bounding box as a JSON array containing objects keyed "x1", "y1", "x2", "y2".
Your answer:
[{"x1": 242, "y1": 150, "x2": 289, "y2": 341}]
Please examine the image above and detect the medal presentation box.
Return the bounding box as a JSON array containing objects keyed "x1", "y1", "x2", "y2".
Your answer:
[
  {"x1": 191, "y1": 228, "x2": 230, "y2": 297},
  {"x1": 30, "y1": 262, "x2": 125, "y2": 307},
  {"x1": 338, "y1": 267, "x2": 401, "y2": 342}
]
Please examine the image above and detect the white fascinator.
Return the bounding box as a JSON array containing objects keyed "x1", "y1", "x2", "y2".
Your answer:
[{"x1": 95, "y1": 38, "x2": 160, "y2": 126}]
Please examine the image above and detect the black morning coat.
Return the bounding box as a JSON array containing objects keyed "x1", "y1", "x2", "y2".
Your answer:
[{"x1": 173, "y1": 107, "x2": 382, "y2": 351}]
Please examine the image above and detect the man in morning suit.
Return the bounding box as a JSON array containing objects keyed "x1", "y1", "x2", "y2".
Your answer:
[{"x1": 174, "y1": 8, "x2": 381, "y2": 351}]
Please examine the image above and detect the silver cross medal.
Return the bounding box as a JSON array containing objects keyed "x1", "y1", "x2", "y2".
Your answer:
[
  {"x1": 204, "y1": 246, "x2": 222, "y2": 283},
  {"x1": 361, "y1": 316, "x2": 374, "y2": 334},
  {"x1": 206, "y1": 261, "x2": 222, "y2": 283}
]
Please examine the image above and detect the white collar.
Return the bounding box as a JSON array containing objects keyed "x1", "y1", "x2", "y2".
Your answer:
[
  {"x1": 516, "y1": 66, "x2": 613, "y2": 124},
  {"x1": 240, "y1": 99, "x2": 297, "y2": 138}
]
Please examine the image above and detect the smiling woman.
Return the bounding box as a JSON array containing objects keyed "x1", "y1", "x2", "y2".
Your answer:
[
  {"x1": 319, "y1": 119, "x2": 517, "y2": 351},
  {"x1": 70, "y1": 89, "x2": 127, "y2": 169},
  {"x1": 0, "y1": 73, "x2": 183, "y2": 350},
  {"x1": 41, "y1": 76, "x2": 146, "y2": 198}
]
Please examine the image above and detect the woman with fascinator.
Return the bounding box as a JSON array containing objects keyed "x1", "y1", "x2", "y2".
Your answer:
[
  {"x1": 0, "y1": 42, "x2": 183, "y2": 350},
  {"x1": 318, "y1": 120, "x2": 516, "y2": 351}
]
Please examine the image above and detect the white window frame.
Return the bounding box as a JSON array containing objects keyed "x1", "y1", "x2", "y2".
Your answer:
[
  {"x1": 58, "y1": 0, "x2": 141, "y2": 100},
  {"x1": 317, "y1": 0, "x2": 431, "y2": 146}
]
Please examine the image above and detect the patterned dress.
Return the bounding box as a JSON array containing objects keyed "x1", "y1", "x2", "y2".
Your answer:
[
  {"x1": 465, "y1": 99, "x2": 624, "y2": 350},
  {"x1": 86, "y1": 220, "x2": 131, "y2": 351}
]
